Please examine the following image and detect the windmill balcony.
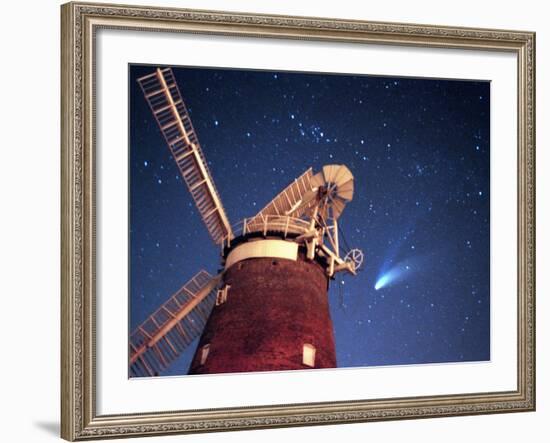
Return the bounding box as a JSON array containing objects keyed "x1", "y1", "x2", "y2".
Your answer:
[{"x1": 221, "y1": 215, "x2": 311, "y2": 252}]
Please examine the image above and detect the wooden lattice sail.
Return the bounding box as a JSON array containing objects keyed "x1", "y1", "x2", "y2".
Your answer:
[
  {"x1": 246, "y1": 168, "x2": 317, "y2": 229},
  {"x1": 137, "y1": 68, "x2": 233, "y2": 244},
  {"x1": 247, "y1": 165, "x2": 354, "y2": 228},
  {"x1": 129, "y1": 270, "x2": 220, "y2": 377}
]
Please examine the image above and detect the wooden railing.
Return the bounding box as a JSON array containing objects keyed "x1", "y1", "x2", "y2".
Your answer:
[{"x1": 222, "y1": 215, "x2": 311, "y2": 249}]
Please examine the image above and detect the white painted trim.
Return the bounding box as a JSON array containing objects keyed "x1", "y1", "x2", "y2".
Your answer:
[{"x1": 225, "y1": 239, "x2": 299, "y2": 270}]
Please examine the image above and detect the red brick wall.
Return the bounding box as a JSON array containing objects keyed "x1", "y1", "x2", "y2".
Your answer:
[{"x1": 188, "y1": 254, "x2": 336, "y2": 374}]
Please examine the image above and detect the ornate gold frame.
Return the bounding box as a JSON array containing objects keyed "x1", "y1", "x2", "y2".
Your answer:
[{"x1": 60, "y1": 2, "x2": 536, "y2": 440}]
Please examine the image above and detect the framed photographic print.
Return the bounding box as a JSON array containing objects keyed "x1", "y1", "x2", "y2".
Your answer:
[{"x1": 61, "y1": 1, "x2": 536, "y2": 440}]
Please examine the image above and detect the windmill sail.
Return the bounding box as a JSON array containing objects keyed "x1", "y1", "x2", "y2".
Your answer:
[
  {"x1": 249, "y1": 165, "x2": 355, "y2": 225},
  {"x1": 247, "y1": 168, "x2": 317, "y2": 228},
  {"x1": 129, "y1": 270, "x2": 220, "y2": 377},
  {"x1": 137, "y1": 68, "x2": 233, "y2": 244}
]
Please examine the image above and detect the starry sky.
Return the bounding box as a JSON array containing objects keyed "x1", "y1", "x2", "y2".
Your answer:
[{"x1": 129, "y1": 64, "x2": 490, "y2": 376}]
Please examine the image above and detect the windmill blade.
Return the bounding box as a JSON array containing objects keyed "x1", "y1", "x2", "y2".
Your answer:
[
  {"x1": 247, "y1": 168, "x2": 317, "y2": 226},
  {"x1": 137, "y1": 68, "x2": 233, "y2": 244},
  {"x1": 329, "y1": 195, "x2": 347, "y2": 219},
  {"x1": 247, "y1": 165, "x2": 355, "y2": 231},
  {"x1": 129, "y1": 270, "x2": 221, "y2": 377}
]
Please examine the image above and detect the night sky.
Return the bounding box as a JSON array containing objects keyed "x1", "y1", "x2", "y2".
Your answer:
[{"x1": 129, "y1": 64, "x2": 490, "y2": 376}]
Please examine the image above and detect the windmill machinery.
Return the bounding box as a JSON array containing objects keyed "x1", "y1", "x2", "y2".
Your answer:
[{"x1": 130, "y1": 67, "x2": 364, "y2": 377}]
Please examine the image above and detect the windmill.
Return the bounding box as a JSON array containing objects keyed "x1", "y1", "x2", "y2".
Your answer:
[{"x1": 130, "y1": 67, "x2": 364, "y2": 377}]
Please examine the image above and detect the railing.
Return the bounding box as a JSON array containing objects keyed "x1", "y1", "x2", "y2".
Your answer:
[{"x1": 221, "y1": 215, "x2": 311, "y2": 249}]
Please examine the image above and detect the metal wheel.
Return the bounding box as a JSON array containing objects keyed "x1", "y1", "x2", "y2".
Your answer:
[{"x1": 344, "y1": 248, "x2": 364, "y2": 271}]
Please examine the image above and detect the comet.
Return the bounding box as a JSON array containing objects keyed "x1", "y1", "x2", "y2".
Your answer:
[{"x1": 374, "y1": 261, "x2": 413, "y2": 290}]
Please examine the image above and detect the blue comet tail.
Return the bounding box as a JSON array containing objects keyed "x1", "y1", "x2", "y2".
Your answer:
[{"x1": 374, "y1": 262, "x2": 412, "y2": 290}]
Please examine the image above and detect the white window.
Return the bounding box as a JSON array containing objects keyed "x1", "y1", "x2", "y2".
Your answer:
[
  {"x1": 200, "y1": 344, "x2": 210, "y2": 365},
  {"x1": 215, "y1": 285, "x2": 230, "y2": 306},
  {"x1": 302, "y1": 343, "x2": 316, "y2": 367}
]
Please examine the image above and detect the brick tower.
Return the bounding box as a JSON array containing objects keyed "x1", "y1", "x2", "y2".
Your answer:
[{"x1": 188, "y1": 244, "x2": 336, "y2": 374}]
